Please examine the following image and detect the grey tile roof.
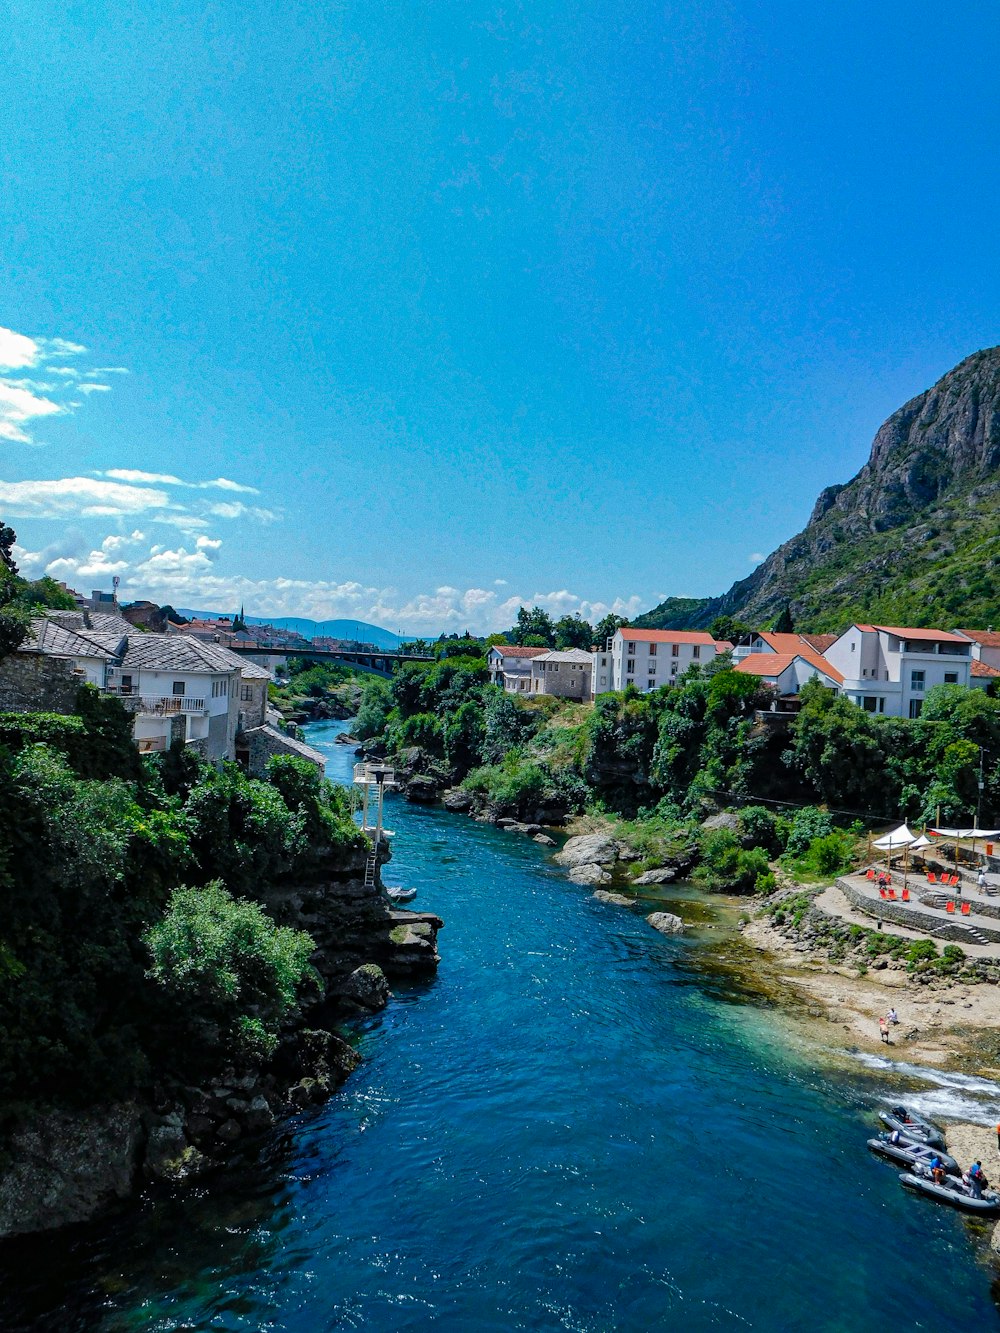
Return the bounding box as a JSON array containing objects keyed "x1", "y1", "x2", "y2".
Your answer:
[
  {"x1": 120, "y1": 635, "x2": 246, "y2": 674},
  {"x1": 238, "y1": 661, "x2": 272, "y2": 679},
  {"x1": 20, "y1": 617, "x2": 126, "y2": 661}
]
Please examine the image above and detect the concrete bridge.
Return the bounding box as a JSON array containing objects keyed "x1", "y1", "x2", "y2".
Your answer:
[{"x1": 226, "y1": 643, "x2": 435, "y2": 678}]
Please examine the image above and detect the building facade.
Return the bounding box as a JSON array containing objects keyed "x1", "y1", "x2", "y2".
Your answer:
[
  {"x1": 605, "y1": 629, "x2": 727, "y2": 693},
  {"x1": 822, "y1": 624, "x2": 972, "y2": 717},
  {"x1": 487, "y1": 644, "x2": 549, "y2": 693},
  {"x1": 530, "y1": 649, "x2": 593, "y2": 699}
]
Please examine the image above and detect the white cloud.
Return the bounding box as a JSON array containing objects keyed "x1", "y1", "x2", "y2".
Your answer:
[
  {"x1": 0, "y1": 380, "x2": 62, "y2": 443},
  {"x1": 0, "y1": 476, "x2": 170, "y2": 519},
  {"x1": 206, "y1": 501, "x2": 278, "y2": 522},
  {"x1": 0, "y1": 326, "x2": 40, "y2": 370},
  {"x1": 99, "y1": 470, "x2": 259, "y2": 495},
  {"x1": 1, "y1": 324, "x2": 115, "y2": 445}
]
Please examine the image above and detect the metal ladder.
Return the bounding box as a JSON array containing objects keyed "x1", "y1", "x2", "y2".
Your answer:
[{"x1": 364, "y1": 848, "x2": 378, "y2": 888}]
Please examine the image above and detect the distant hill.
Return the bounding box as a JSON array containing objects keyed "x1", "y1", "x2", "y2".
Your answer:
[
  {"x1": 635, "y1": 346, "x2": 1000, "y2": 633},
  {"x1": 176, "y1": 612, "x2": 404, "y2": 649}
]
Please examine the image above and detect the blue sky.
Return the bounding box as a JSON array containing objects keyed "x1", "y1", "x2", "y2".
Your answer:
[{"x1": 2, "y1": 1, "x2": 999, "y2": 632}]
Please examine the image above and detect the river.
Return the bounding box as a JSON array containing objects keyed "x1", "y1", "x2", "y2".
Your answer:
[{"x1": 2, "y1": 718, "x2": 999, "y2": 1330}]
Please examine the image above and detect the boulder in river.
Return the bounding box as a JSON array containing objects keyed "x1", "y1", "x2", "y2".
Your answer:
[
  {"x1": 337, "y1": 963, "x2": 391, "y2": 1012},
  {"x1": 534, "y1": 834, "x2": 557, "y2": 847},
  {"x1": 634, "y1": 867, "x2": 677, "y2": 886},
  {"x1": 647, "y1": 911, "x2": 686, "y2": 936},
  {"x1": 554, "y1": 834, "x2": 618, "y2": 868},
  {"x1": 442, "y1": 788, "x2": 474, "y2": 813},
  {"x1": 405, "y1": 775, "x2": 439, "y2": 803},
  {"x1": 593, "y1": 890, "x2": 633, "y2": 907},
  {"x1": 569, "y1": 863, "x2": 612, "y2": 885}
]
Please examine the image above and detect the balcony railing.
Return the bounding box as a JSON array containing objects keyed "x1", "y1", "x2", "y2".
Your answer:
[{"x1": 104, "y1": 692, "x2": 206, "y2": 716}]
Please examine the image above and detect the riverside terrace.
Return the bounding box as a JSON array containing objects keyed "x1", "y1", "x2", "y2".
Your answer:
[{"x1": 830, "y1": 863, "x2": 1000, "y2": 955}]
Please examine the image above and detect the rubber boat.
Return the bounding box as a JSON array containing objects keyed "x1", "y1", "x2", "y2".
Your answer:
[
  {"x1": 867, "y1": 1134, "x2": 960, "y2": 1176},
  {"x1": 385, "y1": 885, "x2": 417, "y2": 903},
  {"x1": 899, "y1": 1169, "x2": 1000, "y2": 1215},
  {"x1": 877, "y1": 1105, "x2": 946, "y2": 1148}
]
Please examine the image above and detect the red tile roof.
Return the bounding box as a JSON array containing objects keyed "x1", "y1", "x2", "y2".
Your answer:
[
  {"x1": 800, "y1": 633, "x2": 837, "y2": 653},
  {"x1": 492, "y1": 645, "x2": 549, "y2": 658},
  {"x1": 617, "y1": 629, "x2": 719, "y2": 645},
  {"x1": 871, "y1": 625, "x2": 967, "y2": 644},
  {"x1": 734, "y1": 653, "x2": 844, "y2": 685},
  {"x1": 958, "y1": 629, "x2": 1000, "y2": 649},
  {"x1": 971, "y1": 660, "x2": 1000, "y2": 677},
  {"x1": 757, "y1": 633, "x2": 843, "y2": 682}
]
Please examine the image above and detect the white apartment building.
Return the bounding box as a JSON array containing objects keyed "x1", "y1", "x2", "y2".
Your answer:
[
  {"x1": 604, "y1": 629, "x2": 727, "y2": 694},
  {"x1": 822, "y1": 624, "x2": 973, "y2": 718}
]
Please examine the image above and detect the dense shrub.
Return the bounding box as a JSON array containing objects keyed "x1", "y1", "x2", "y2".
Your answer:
[{"x1": 145, "y1": 882, "x2": 318, "y2": 1063}]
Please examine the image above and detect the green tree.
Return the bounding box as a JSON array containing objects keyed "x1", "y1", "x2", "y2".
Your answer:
[
  {"x1": 0, "y1": 522, "x2": 29, "y2": 661},
  {"x1": 145, "y1": 881, "x2": 318, "y2": 1063},
  {"x1": 554, "y1": 614, "x2": 594, "y2": 650},
  {"x1": 594, "y1": 613, "x2": 629, "y2": 648},
  {"x1": 772, "y1": 605, "x2": 794, "y2": 634},
  {"x1": 514, "y1": 605, "x2": 555, "y2": 647},
  {"x1": 708, "y1": 615, "x2": 753, "y2": 644}
]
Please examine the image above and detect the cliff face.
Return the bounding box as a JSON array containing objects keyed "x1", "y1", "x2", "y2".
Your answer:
[
  {"x1": 0, "y1": 846, "x2": 441, "y2": 1241},
  {"x1": 637, "y1": 347, "x2": 1000, "y2": 632}
]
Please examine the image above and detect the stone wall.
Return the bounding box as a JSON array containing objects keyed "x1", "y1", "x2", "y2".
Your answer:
[
  {"x1": 837, "y1": 878, "x2": 1000, "y2": 944},
  {"x1": 243, "y1": 724, "x2": 325, "y2": 777},
  {"x1": 0, "y1": 653, "x2": 80, "y2": 714}
]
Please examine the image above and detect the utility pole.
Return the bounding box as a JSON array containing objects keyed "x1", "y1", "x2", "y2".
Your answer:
[{"x1": 977, "y1": 746, "x2": 986, "y2": 830}]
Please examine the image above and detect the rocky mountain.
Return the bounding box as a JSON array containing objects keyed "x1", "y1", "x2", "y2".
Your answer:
[{"x1": 636, "y1": 346, "x2": 1000, "y2": 633}]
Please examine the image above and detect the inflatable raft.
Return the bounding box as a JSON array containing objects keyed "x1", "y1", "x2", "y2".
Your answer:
[
  {"x1": 867, "y1": 1134, "x2": 959, "y2": 1177},
  {"x1": 877, "y1": 1106, "x2": 946, "y2": 1149},
  {"x1": 899, "y1": 1170, "x2": 1000, "y2": 1215}
]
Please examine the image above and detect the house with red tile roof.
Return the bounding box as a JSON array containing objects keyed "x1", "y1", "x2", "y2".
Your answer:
[
  {"x1": 954, "y1": 629, "x2": 1000, "y2": 678},
  {"x1": 487, "y1": 644, "x2": 551, "y2": 693},
  {"x1": 606, "y1": 628, "x2": 731, "y2": 694},
  {"x1": 733, "y1": 652, "x2": 842, "y2": 695},
  {"x1": 823, "y1": 624, "x2": 973, "y2": 717}
]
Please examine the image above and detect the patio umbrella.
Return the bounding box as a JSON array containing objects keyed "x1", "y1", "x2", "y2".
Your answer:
[{"x1": 873, "y1": 824, "x2": 919, "y2": 891}]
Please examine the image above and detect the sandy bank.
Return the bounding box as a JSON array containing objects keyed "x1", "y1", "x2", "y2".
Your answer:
[{"x1": 742, "y1": 916, "x2": 1000, "y2": 1072}]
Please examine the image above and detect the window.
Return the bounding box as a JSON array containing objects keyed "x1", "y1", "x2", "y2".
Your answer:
[
  {"x1": 626, "y1": 658, "x2": 635, "y2": 675},
  {"x1": 241, "y1": 684, "x2": 253, "y2": 701},
  {"x1": 910, "y1": 670, "x2": 925, "y2": 692},
  {"x1": 909, "y1": 698, "x2": 923, "y2": 719},
  {"x1": 692, "y1": 645, "x2": 701, "y2": 659},
  {"x1": 627, "y1": 642, "x2": 636, "y2": 654},
  {"x1": 648, "y1": 643, "x2": 657, "y2": 657},
  {"x1": 862, "y1": 696, "x2": 878, "y2": 712},
  {"x1": 648, "y1": 663, "x2": 657, "y2": 675},
  {"x1": 671, "y1": 644, "x2": 679, "y2": 657},
  {"x1": 944, "y1": 672, "x2": 958, "y2": 685},
  {"x1": 172, "y1": 681, "x2": 185, "y2": 697},
  {"x1": 120, "y1": 674, "x2": 133, "y2": 695}
]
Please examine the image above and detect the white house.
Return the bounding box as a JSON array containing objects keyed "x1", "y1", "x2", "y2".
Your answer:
[
  {"x1": 953, "y1": 630, "x2": 1000, "y2": 690},
  {"x1": 605, "y1": 629, "x2": 728, "y2": 694},
  {"x1": 822, "y1": 624, "x2": 973, "y2": 718},
  {"x1": 530, "y1": 649, "x2": 593, "y2": 700},
  {"x1": 4, "y1": 610, "x2": 323, "y2": 771},
  {"x1": 733, "y1": 652, "x2": 842, "y2": 697},
  {"x1": 487, "y1": 644, "x2": 549, "y2": 693}
]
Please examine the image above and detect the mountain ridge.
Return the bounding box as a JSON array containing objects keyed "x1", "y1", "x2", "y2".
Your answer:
[{"x1": 635, "y1": 346, "x2": 1000, "y2": 633}]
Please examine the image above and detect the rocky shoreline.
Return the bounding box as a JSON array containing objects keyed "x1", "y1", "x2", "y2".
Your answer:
[{"x1": 0, "y1": 837, "x2": 442, "y2": 1241}]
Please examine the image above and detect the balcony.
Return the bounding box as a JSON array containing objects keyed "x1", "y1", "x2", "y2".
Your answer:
[{"x1": 104, "y1": 691, "x2": 206, "y2": 716}]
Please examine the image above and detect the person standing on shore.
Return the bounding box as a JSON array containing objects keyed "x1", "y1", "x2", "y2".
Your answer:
[{"x1": 879, "y1": 1015, "x2": 890, "y2": 1043}]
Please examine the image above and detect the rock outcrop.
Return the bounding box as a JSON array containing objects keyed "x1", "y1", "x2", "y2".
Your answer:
[
  {"x1": 647, "y1": 912, "x2": 686, "y2": 936},
  {"x1": 0, "y1": 1103, "x2": 142, "y2": 1238},
  {"x1": 553, "y1": 834, "x2": 619, "y2": 868}
]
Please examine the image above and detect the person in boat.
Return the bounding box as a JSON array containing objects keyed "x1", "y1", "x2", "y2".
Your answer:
[
  {"x1": 930, "y1": 1156, "x2": 947, "y2": 1186},
  {"x1": 967, "y1": 1162, "x2": 988, "y2": 1199}
]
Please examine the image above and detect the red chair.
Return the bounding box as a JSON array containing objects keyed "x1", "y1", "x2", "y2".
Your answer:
[
  {"x1": 927, "y1": 873, "x2": 937, "y2": 884},
  {"x1": 902, "y1": 889, "x2": 910, "y2": 902},
  {"x1": 879, "y1": 887, "x2": 888, "y2": 899},
  {"x1": 888, "y1": 889, "x2": 897, "y2": 900},
  {"x1": 866, "y1": 869, "x2": 876, "y2": 881},
  {"x1": 961, "y1": 902, "x2": 972, "y2": 916},
  {"x1": 946, "y1": 901, "x2": 956, "y2": 914},
  {"x1": 951, "y1": 874, "x2": 961, "y2": 888}
]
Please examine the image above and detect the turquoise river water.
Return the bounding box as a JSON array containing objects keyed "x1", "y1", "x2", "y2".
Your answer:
[{"x1": 2, "y1": 718, "x2": 1000, "y2": 1330}]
